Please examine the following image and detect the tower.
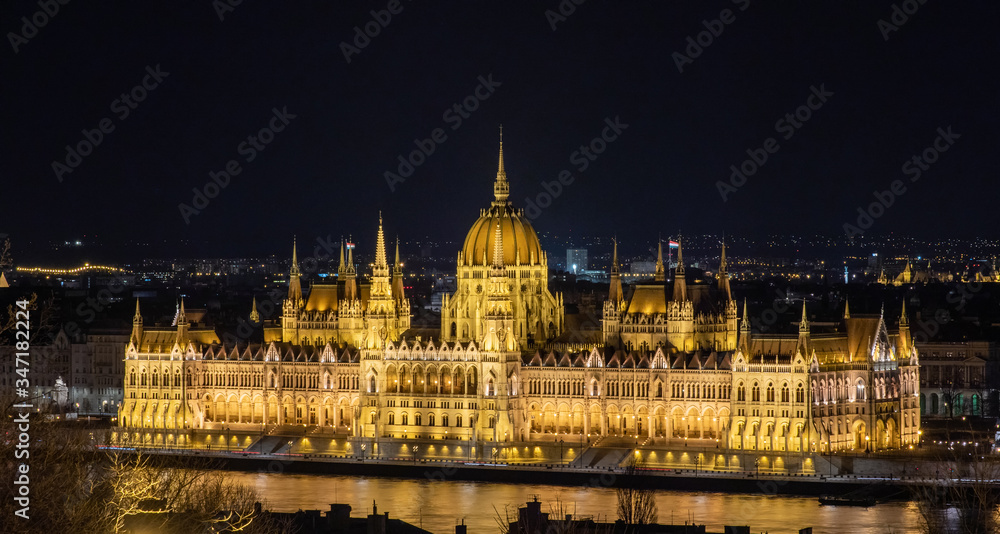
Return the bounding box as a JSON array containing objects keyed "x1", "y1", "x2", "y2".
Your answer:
[
  {"x1": 672, "y1": 235, "x2": 687, "y2": 302},
  {"x1": 131, "y1": 299, "x2": 143, "y2": 346},
  {"x1": 392, "y1": 238, "x2": 405, "y2": 304},
  {"x1": 654, "y1": 239, "x2": 665, "y2": 282}
]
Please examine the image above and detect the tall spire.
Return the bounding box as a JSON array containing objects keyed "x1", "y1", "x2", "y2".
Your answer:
[
  {"x1": 799, "y1": 299, "x2": 809, "y2": 333},
  {"x1": 844, "y1": 298, "x2": 851, "y2": 319},
  {"x1": 131, "y1": 299, "x2": 143, "y2": 345},
  {"x1": 718, "y1": 239, "x2": 731, "y2": 301},
  {"x1": 392, "y1": 237, "x2": 405, "y2": 302},
  {"x1": 176, "y1": 297, "x2": 189, "y2": 345},
  {"x1": 609, "y1": 239, "x2": 623, "y2": 303},
  {"x1": 287, "y1": 237, "x2": 303, "y2": 303},
  {"x1": 738, "y1": 298, "x2": 751, "y2": 353},
  {"x1": 250, "y1": 297, "x2": 260, "y2": 323},
  {"x1": 900, "y1": 299, "x2": 908, "y2": 326},
  {"x1": 374, "y1": 212, "x2": 387, "y2": 269},
  {"x1": 672, "y1": 235, "x2": 687, "y2": 302},
  {"x1": 654, "y1": 239, "x2": 665, "y2": 282},
  {"x1": 493, "y1": 125, "x2": 509, "y2": 204},
  {"x1": 741, "y1": 299, "x2": 750, "y2": 333},
  {"x1": 338, "y1": 238, "x2": 346, "y2": 275},
  {"x1": 347, "y1": 235, "x2": 355, "y2": 274}
]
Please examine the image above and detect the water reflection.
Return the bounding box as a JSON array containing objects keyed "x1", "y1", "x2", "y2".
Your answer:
[{"x1": 225, "y1": 471, "x2": 925, "y2": 534}]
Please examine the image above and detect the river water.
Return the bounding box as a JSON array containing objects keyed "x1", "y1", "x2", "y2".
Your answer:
[{"x1": 225, "y1": 471, "x2": 925, "y2": 533}]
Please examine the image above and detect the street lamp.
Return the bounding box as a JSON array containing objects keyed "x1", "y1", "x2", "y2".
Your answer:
[{"x1": 754, "y1": 457, "x2": 760, "y2": 478}]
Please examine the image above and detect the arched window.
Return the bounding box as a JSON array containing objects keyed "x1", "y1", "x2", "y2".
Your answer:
[
  {"x1": 456, "y1": 414, "x2": 463, "y2": 428},
  {"x1": 489, "y1": 416, "x2": 495, "y2": 428},
  {"x1": 429, "y1": 413, "x2": 436, "y2": 426},
  {"x1": 369, "y1": 376, "x2": 376, "y2": 393},
  {"x1": 450, "y1": 323, "x2": 457, "y2": 337},
  {"x1": 140, "y1": 370, "x2": 147, "y2": 386},
  {"x1": 388, "y1": 413, "x2": 395, "y2": 425},
  {"x1": 766, "y1": 383, "x2": 774, "y2": 402},
  {"x1": 737, "y1": 383, "x2": 745, "y2": 402},
  {"x1": 442, "y1": 414, "x2": 449, "y2": 427},
  {"x1": 795, "y1": 384, "x2": 804, "y2": 403},
  {"x1": 781, "y1": 385, "x2": 789, "y2": 403},
  {"x1": 856, "y1": 380, "x2": 866, "y2": 401},
  {"x1": 129, "y1": 371, "x2": 136, "y2": 386},
  {"x1": 370, "y1": 413, "x2": 376, "y2": 424},
  {"x1": 486, "y1": 378, "x2": 494, "y2": 396},
  {"x1": 415, "y1": 413, "x2": 422, "y2": 426},
  {"x1": 656, "y1": 383, "x2": 663, "y2": 398},
  {"x1": 402, "y1": 413, "x2": 409, "y2": 426},
  {"x1": 151, "y1": 370, "x2": 158, "y2": 387},
  {"x1": 751, "y1": 383, "x2": 760, "y2": 402}
]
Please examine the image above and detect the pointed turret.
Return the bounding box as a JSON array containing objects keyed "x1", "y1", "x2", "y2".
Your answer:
[
  {"x1": 176, "y1": 298, "x2": 189, "y2": 345},
  {"x1": 288, "y1": 237, "x2": 303, "y2": 303},
  {"x1": 738, "y1": 298, "x2": 751, "y2": 353},
  {"x1": 899, "y1": 299, "x2": 911, "y2": 358},
  {"x1": 672, "y1": 235, "x2": 687, "y2": 302},
  {"x1": 844, "y1": 298, "x2": 851, "y2": 319},
  {"x1": 717, "y1": 240, "x2": 731, "y2": 301},
  {"x1": 374, "y1": 213, "x2": 388, "y2": 272},
  {"x1": 130, "y1": 299, "x2": 143, "y2": 346},
  {"x1": 796, "y1": 299, "x2": 810, "y2": 356},
  {"x1": 392, "y1": 237, "x2": 405, "y2": 302},
  {"x1": 493, "y1": 125, "x2": 509, "y2": 205},
  {"x1": 250, "y1": 296, "x2": 260, "y2": 324},
  {"x1": 654, "y1": 239, "x2": 665, "y2": 282},
  {"x1": 343, "y1": 238, "x2": 358, "y2": 302},
  {"x1": 338, "y1": 239, "x2": 347, "y2": 275},
  {"x1": 370, "y1": 214, "x2": 391, "y2": 297},
  {"x1": 609, "y1": 239, "x2": 623, "y2": 303}
]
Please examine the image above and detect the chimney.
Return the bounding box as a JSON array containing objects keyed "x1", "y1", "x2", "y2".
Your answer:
[{"x1": 456, "y1": 520, "x2": 467, "y2": 534}]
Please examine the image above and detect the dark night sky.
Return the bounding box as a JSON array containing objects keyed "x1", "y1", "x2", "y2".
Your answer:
[{"x1": 3, "y1": 1, "x2": 998, "y2": 260}]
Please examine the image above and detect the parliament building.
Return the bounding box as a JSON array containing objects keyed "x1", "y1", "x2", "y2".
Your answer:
[{"x1": 120, "y1": 141, "x2": 920, "y2": 453}]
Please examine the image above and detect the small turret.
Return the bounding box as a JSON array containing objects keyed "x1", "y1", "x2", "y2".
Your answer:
[
  {"x1": 131, "y1": 299, "x2": 143, "y2": 346},
  {"x1": 671, "y1": 235, "x2": 687, "y2": 302},
  {"x1": 654, "y1": 239, "x2": 665, "y2": 282}
]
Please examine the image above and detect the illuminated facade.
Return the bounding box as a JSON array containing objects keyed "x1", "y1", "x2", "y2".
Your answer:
[{"x1": 119, "y1": 140, "x2": 919, "y2": 452}]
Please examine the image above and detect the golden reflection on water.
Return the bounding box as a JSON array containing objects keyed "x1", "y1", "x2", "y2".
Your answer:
[{"x1": 225, "y1": 471, "x2": 924, "y2": 534}]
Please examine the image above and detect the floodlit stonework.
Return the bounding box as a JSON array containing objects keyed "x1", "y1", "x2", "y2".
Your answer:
[{"x1": 120, "y1": 140, "x2": 919, "y2": 452}]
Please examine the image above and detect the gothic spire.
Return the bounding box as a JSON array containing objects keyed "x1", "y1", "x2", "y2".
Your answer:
[
  {"x1": 394, "y1": 237, "x2": 402, "y2": 274},
  {"x1": 290, "y1": 236, "x2": 300, "y2": 277},
  {"x1": 718, "y1": 239, "x2": 731, "y2": 301},
  {"x1": 672, "y1": 235, "x2": 687, "y2": 302},
  {"x1": 338, "y1": 239, "x2": 346, "y2": 274},
  {"x1": 250, "y1": 296, "x2": 260, "y2": 323},
  {"x1": 493, "y1": 125, "x2": 509, "y2": 204},
  {"x1": 844, "y1": 298, "x2": 851, "y2": 319},
  {"x1": 900, "y1": 299, "x2": 908, "y2": 327},
  {"x1": 374, "y1": 212, "x2": 387, "y2": 269},
  {"x1": 609, "y1": 239, "x2": 623, "y2": 303},
  {"x1": 799, "y1": 299, "x2": 809, "y2": 333},
  {"x1": 130, "y1": 298, "x2": 143, "y2": 345},
  {"x1": 654, "y1": 238, "x2": 665, "y2": 282}
]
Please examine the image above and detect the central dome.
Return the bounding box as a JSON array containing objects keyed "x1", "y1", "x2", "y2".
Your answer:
[
  {"x1": 460, "y1": 141, "x2": 544, "y2": 266},
  {"x1": 462, "y1": 205, "x2": 543, "y2": 266}
]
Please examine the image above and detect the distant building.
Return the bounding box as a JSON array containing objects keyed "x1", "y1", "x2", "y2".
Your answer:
[
  {"x1": 566, "y1": 249, "x2": 587, "y2": 274},
  {"x1": 915, "y1": 340, "x2": 997, "y2": 418}
]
